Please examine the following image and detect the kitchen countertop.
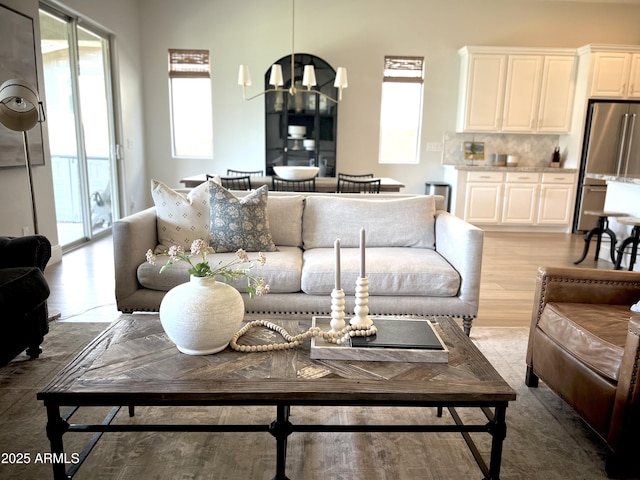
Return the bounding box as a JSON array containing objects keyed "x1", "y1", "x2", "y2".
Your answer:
[
  {"x1": 586, "y1": 173, "x2": 640, "y2": 185},
  {"x1": 445, "y1": 165, "x2": 577, "y2": 173}
]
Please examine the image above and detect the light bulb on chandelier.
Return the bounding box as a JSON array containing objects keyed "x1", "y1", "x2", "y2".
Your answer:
[{"x1": 238, "y1": 0, "x2": 348, "y2": 103}]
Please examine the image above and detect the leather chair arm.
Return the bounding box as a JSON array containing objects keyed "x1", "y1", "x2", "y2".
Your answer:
[
  {"x1": 530, "y1": 266, "x2": 640, "y2": 328},
  {"x1": 0, "y1": 235, "x2": 52, "y2": 271},
  {"x1": 609, "y1": 315, "x2": 640, "y2": 453}
]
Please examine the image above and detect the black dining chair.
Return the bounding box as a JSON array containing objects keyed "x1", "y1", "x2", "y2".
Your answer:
[
  {"x1": 272, "y1": 176, "x2": 316, "y2": 192},
  {"x1": 338, "y1": 172, "x2": 375, "y2": 179},
  {"x1": 218, "y1": 175, "x2": 252, "y2": 190},
  {"x1": 336, "y1": 177, "x2": 381, "y2": 194},
  {"x1": 226, "y1": 169, "x2": 264, "y2": 177}
]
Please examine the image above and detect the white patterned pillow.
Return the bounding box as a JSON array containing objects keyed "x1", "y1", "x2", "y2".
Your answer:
[
  {"x1": 209, "y1": 183, "x2": 277, "y2": 253},
  {"x1": 151, "y1": 179, "x2": 210, "y2": 251}
]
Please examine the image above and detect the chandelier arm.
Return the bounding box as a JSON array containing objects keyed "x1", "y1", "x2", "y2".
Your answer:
[{"x1": 242, "y1": 86, "x2": 290, "y2": 102}]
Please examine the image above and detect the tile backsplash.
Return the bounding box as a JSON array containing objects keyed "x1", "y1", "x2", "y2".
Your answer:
[{"x1": 441, "y1": 131, "x2": 560, "y2": 167}]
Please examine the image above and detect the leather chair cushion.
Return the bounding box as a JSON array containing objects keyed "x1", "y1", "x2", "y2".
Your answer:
[{"x1": 538, "y1": 302, "x2": 631, "y2": 382}]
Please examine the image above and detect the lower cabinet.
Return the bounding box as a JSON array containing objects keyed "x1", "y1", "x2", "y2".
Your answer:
[{"x1": 451, "y1": 169, "x2": 576, "y2": 229}]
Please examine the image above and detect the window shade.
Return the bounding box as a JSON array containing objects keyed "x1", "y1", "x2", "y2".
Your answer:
[
  {"x1": 168, "y1": 49, "x2": 210, "y2": 78},
  {"x1": 383, "y1": 56, "x2": 424, "y2": 83}
]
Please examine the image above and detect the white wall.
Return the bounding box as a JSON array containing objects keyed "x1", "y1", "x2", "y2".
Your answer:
[{"x1": 138, "y1": 0, "x2": 640, "y2": 195}]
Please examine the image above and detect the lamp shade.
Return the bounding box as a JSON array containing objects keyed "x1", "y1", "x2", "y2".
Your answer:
[
  {"x1": 334, "y1": 67, "x2": 348, "y2": 89},
  {"x1": 269, "y1": 64, "x2": 284, "y2": 87},
  {"x1": 237, "y1": 65, "x2": 252, "y2": 87},
  {"x1": 0, "y1": 79, "x2": 40, "y2": 132},
  {"x1": 302, "y1": 65, "x2": 317, "y2": 88}
]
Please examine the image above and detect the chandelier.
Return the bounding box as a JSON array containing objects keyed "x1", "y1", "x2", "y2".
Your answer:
[{"x1": 238, "y1": 0, "x2": 348, "y2": 103}]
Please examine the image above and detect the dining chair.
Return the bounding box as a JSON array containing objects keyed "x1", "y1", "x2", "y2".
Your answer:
[
  {"x1": 226, "y1": 169, "x2": 264, "y2": 177},
  {"x1": 219, "y1": 175, "x2": 253, "y2": 190},
  {"x1": 338, "y1": 172, "x2": 375, "y2": 179},
  {"x1": 271, "y1": 176, "x2": 316, "y2": 192},
  {"x1": 336, "y1": 178, "x2": 381, "y2": 194}
]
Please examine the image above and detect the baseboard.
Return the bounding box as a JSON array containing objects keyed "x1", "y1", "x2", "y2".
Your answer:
[{"x1": 50, "y1": 243, "x2": 63, "y2": 265}]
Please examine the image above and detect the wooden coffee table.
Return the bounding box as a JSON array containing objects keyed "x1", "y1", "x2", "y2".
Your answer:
[{"x1": 38, "y1": 315, "x2": 516, "y2": 480}]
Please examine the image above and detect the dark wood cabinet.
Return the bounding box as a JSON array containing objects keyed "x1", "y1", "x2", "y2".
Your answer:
[{"x1": 265, "y1": 53, "x2": 338, "y2": 177}]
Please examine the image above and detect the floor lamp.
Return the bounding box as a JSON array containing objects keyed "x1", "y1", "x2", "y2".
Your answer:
[{"x1": 0, "y1": 78, "x2": 46, "y2": 235}]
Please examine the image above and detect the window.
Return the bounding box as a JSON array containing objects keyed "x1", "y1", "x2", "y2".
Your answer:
[
  {"x1": 378, "y1": 56, "x2": 424, "y2": 164},
  {"x1": 168, "y1": 49, "x2": 213, "y2": 158}
]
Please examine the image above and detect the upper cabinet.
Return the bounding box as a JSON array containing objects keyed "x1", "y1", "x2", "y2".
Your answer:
[
  {"x1": 581, "y1": 45, "x2": 640, "y2": 99},
  {"x1": 457, "y1": 47, "x2": 577, "y2": 134}
]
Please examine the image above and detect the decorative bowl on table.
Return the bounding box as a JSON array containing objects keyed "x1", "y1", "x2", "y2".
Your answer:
[{"x1": 273, "y1": 166, "x2": 320, "y2": 180}]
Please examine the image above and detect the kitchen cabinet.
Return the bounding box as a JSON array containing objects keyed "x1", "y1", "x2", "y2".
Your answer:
[
  {"x1": 464, "y1": 171, "x2": 504, "y2": 224},
  {"x1": 457, "y1": 53, "x2": 506, "y2": 132},
  {"x1": 444, "y1": 167, "x2": 577, "y2": 230},
  {"x1": 537, "y1": 173, "x2": 576, "y2": 224},
  {"x1": 501, "y1": 173, "x2": 540, "y2": 224},
  {"x1": 457, "y1": 47, "x2": 576, "y2": 134},
  {"x1": 587, "y1": 49, "x2": 640, "y2": 99}
]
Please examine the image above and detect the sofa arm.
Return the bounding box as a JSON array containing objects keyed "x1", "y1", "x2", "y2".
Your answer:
[
  {"x1": 0, "y1": 236, "x2": 51, "y2": 271},
  {"x1": 530, "y1": 267, "x2": 640, "y2": 328},
  {"x1": 434, "y1": 212, "x2": 484, "y2": 313},
  {"x1": 113, "y1": 207, "x2": 158, "y2": 310}
]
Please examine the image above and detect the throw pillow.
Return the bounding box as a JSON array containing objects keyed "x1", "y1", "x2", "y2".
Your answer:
[
  {"x1": 209, "y1": 183, "x2": 277, "y2": 252},
  {"x1": 151, "y1": 179, "x2": 211, "y2": 251}
]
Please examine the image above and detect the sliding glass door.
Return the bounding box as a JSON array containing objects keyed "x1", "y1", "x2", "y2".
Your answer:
[{"x1": 39, "y1": 6, "x2": 119, "y2": 249}]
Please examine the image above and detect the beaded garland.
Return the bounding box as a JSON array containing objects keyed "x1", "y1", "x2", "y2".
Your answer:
[{"x1": 229, "y1": 319, "x2": 378, "y2": 353}]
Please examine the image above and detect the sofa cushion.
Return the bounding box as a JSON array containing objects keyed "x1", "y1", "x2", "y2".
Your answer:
[
  {"x1": 538, "y1": 302, "x2": 630, "y2": 382},
  {"x1": 152, "y1": 179, "x2": 211, "y2": 251},
  {"x1": 138, "y1": 246, "x2": 302, "y2": 294},
  {"x1": 266, "y1": 195, "x2": 304, "y2": 247},
  {"x1": 208, "y1": 183, "x2": 277, "y2": 253},
  {"x1": 302, "y1": 196, "x2": 436, "y2": 250},
  {"x1": 301, "y1": 247, "x2": 460, "y2": 296}
]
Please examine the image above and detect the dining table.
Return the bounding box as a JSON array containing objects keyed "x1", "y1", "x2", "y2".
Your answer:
[{"x1": 179, "y1": 174, "x2": 405, "y2": 193}]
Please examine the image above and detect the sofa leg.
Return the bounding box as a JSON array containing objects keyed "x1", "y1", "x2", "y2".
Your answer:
[
  {"x1": 525, "y1": 366, "x2": 539, "y2": 388},
  {"x1": 462, "y1": 316, "x2": 472, "y2": 336}
]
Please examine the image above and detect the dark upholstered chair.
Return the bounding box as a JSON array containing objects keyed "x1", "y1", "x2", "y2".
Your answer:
[
  {"x1": 0, "y1": 235, "x2": 51, "y2": 366},
  {"x1": 525, "y1": 266, "x2": 640, "y2": 477}
]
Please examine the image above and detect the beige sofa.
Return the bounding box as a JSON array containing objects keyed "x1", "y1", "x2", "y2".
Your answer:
[{"x1": 113, "y1": 185, "x2": 484, "y2": 334}]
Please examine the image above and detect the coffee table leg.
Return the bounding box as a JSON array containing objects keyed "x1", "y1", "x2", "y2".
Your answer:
[
  {"x1": 45, "y1": 404, "x2": 71, "y2": 480},
  {"x1": 488, "y1": 404, "x2": 508, "y2": 480},
  {"x1": 269, "y1": 404, "x2": 292, "y2": 480}
]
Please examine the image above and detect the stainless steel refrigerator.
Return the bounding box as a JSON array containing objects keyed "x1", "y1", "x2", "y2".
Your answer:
[{"x1": 573, "y1": 101, "x2": 640, "y2": 232}]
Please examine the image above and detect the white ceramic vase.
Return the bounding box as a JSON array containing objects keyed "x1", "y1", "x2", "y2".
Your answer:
[{"x1": 159, "y1": 276, "x2": 245, "y2": 355}]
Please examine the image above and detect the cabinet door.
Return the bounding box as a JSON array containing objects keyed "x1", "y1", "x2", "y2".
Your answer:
[
  {"x1": 629, "y1": 53, "x2": 640, "y2": 99},
  {"x1": 502, "y1": 183, "x2": 538, "y2": 224},
  {"x1": 537, "y1": 56, "x2": 576, "y2": 132},
  {"x1": 502, "y1": 56, "x2": 543, "y2": 132},
  {"x1": 590, "y1": 52, "x2": 631, "y2": 98},
  {"x1": 537, "y1": 184, "x2": 573, "y2": 224},
  {"x1": 461, "y1": 54, "x2": 506, "y2": 132},
  {"x1": 464, "y1": 183, "x2": 503, "y2": 224}
]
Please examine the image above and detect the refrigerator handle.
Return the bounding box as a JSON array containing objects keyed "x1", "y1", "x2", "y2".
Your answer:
[
  {"x1": 623, "y1": 113, "x2": 637, "y2": 177},
  {"x1": 617, "y1": 113, "x2": 630, "y2": 176}
]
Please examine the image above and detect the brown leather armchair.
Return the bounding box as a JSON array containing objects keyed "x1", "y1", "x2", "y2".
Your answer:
[{"x1": 525, "y1": 266, "x2": 640, "y2": 477}]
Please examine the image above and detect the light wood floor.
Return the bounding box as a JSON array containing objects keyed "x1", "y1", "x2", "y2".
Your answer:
[{"x1": 43, "y1": 231, "x2": 614, "y2": 327}]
